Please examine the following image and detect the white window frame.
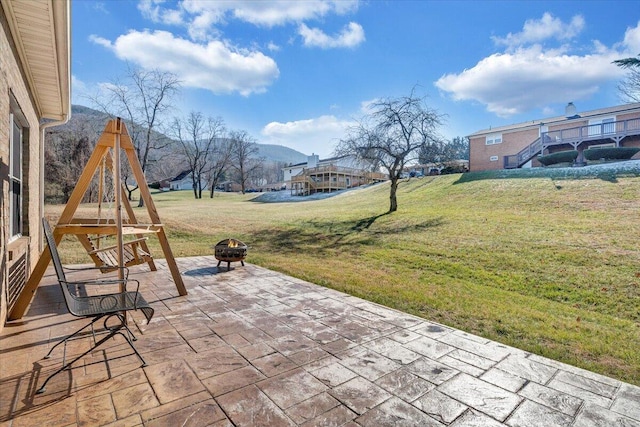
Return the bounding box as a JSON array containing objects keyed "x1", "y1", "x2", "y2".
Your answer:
[
  {"x1": 485, "y1": 133, "x2": 502, "y2": 145},
  {"x1": 9, "y1": 112, "x2": 24, "y2": 241},
  {"x1": 539, "y1": 125, "x2": 548, "y2": 137},
  {"x1": 588, "y1": 116, "x2": 615, "y2": 136},
  {"x1": 489, "y1": 156, "x2": 499, "y2": 162},
  {"x1": 602, "y1": 118, "x2": 615, "y2": 134},
  {"x1": 589, "y1": 143, "x2": 615, "y2": 150}
]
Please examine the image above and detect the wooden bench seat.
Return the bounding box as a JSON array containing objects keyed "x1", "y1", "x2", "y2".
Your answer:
[{"x1": 88, "y1": 237, "x2": 153, "y2": 272}]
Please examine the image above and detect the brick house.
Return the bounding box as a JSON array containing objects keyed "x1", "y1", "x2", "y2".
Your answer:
[
  {"x1": 468, "y1": 102, "x2": 640, "y2": 172},
  {"x1": 1, "y1": 0, "x2": 71, "y2": 331}
]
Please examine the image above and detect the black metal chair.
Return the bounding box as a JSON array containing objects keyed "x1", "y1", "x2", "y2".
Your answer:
[{"x1": 37, "y1": 218, "x2": 154, "y2": 394}]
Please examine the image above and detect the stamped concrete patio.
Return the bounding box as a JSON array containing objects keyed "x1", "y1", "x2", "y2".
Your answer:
[{"x1": 1, "y1": 255, "x2": 639, "y2": 426}]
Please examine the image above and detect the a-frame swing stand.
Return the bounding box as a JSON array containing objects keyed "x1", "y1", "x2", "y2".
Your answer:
[{"x1": 9, "y1": 119, "x2": 187, "y2": 320}]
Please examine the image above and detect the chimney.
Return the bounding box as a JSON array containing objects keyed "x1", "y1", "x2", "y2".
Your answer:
[
  {"x1": 307, "y1": 154, "x2": 319, "y2": 168},
  {"x1": 565, "y1": 102, "x2": 577, "y2": 118}
]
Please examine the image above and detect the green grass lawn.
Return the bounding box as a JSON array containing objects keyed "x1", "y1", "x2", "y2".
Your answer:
[{"x1": 47, "y1": 165, "x2": 640, "y2": 385}]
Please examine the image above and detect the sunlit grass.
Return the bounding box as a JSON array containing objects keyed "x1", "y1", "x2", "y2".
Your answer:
[{"x1": 46, "y1": 167, "x2": 640, "y2": 384}]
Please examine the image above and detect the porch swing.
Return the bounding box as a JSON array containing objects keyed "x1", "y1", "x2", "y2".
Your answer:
[
  {"x1": 80, "y1": 155, "x2": 154, "y2": 272},
  {"x1": 9, "y1": 118, "x2": 187, "y2": 321}
]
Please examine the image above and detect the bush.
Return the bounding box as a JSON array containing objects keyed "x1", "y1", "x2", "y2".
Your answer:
[
  {"x1": 583, "y1": 147, "x2": 640, "y2": 161},
  {"x1": 537, "y1": 150, "x2": 578, "y2": 166},
  {"x1": 441, "y1": 164, "x2": 468, "y2": 174}
]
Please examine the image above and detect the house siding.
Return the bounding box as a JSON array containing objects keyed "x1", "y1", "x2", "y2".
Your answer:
[
  {"x1": 0, "y1": 5, "x2": 45, "y2": 331},
  {"x1": 470, "y1": 127, "x2": 539, "y2": 171}
]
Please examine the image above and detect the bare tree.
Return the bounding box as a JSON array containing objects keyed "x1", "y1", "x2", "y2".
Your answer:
[
  {"x1": 208, "y1": 138, "x2": 234, "y2": 198},
  {"x1": 617, "y1": 68, "x2": 640, "y2": 103},
  {"x1": 613, "y1": 54, "x2": 640, "y2": 103},
  {"x1": 262, "y1": 161, "x2": 286, "y2": 186},
  {"x1": 44, "y1": 114, "x2": 103, "y2": 203},
  {"x1": 146, "y1": 152, "x2": 187, "y2": 186},
  {"x1": 618, "y1": 68, "x2": 640, "y2": 102},
  {"x1": 336, "y1": 91, "x2": 444, "y2": 213},
  {"x1": 45, "y1": 133, "x2": 93, "y2": 203},
  {"x1": 171, "y1": 112, "x2": 225, "y2": 199},
  {"x1": 419, "y1": 136, "x2": 469, "y2": 166},
  {"x1": 90, "y1": 66, "x2": 181, "y2": 204},
  {"x1": 229, "y1": 130, "x2": 263, "y2": 194}
]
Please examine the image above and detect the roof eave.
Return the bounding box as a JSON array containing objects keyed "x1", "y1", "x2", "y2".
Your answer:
[
  {"x1": 1, "y1": 0, "x2": 71, "y2": 121},
  {"x1": 468, "y1": 102, "x2": 640, "y2": 138}
]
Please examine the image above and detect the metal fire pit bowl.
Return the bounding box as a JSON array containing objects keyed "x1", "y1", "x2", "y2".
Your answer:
[{"x1": 213, "y1": 238, "x2": 247, "y2": 270}]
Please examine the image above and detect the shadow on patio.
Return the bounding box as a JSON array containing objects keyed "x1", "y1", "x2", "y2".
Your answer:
[{"x1": 1, "y1": 256, "x2": 638, "y2": 426}]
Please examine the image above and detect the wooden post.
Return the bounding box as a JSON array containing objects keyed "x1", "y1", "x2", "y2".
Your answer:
[{"x1": 113, "y1": 119, "x2": 125, "y2": 282}]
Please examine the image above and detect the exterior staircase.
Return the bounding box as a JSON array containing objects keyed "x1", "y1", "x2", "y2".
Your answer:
[{"x1": 503, "y1": 117, "x2": 640, "y2": 169}]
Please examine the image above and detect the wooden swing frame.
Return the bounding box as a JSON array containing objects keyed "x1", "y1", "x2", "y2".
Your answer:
[
  {"x1": 76, "y1": 153, "x2": 155, "y2": 272},
  {"x1": 9, "y1": 118, "x2": 187, "y2": 320}
]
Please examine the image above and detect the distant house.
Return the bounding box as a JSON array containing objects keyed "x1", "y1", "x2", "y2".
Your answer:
[
  {"x1": 169, "y1": 170, "x2": 207, "y2": 191},
  {"x1": 283, "y1": 154, "x2": 387, "y2": 196},
  {"x1": 468, "y1": 102, "x2": 640, "y2": 172},
  {"x1": 1, "y1": 0, "x2": 71, "y2": 330},
  {"x1": 214, "y1": 181, "x2": 236, "y2": 192}
]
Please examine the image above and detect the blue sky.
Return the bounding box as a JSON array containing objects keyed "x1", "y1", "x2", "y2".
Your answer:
[{"x1": 72, "y1": 1, "x2": 640, "y2": 158}]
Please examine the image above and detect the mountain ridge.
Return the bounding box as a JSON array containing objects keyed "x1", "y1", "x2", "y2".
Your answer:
[{"x1": 70, "y1": 105, "x2": 308, "y2": 165}]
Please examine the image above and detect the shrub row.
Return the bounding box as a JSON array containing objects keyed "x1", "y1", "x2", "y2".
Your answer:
[
  {"x1": 583, "y1": 147, "x2": 640, "y2": 161},
  {"x1": 537, "y1": 150, "x2": 578, "y2": 166}
]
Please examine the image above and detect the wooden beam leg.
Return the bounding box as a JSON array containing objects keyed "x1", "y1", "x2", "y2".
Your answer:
[
  {"x1": 123, "y1": 144, "x2": 185, "y2": 295},
  {"x1": 9, "y1": 248, "x2": 52, "y2": 320},
  {"x1": 140, "y1": 239, "x2": 157, "y2": 272},
  {"x1": 155, "y1": 228, "x2": 187, "y2": 296},
  {"x1": 119, "y1": 184, "x2": 157, "y2": 272}
]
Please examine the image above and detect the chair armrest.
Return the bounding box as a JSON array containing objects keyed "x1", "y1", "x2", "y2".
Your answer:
[
  {"x1": 63, "y1": 265, "x2": 130, "y2": 280},
  {"x1": 63, "y1": 277, "x2": 140, "y2": 298}
]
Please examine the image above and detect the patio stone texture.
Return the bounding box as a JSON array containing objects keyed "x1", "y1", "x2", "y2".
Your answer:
[{"x1": 0, "y1": 256, "x2": 638, "y2": 426}]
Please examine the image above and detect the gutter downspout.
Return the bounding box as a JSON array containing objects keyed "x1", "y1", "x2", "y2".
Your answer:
[
  {"x1": 38, "y1": 0, "x2": 72, "y2": 250},
  {"x1": 39, "y1": 114, "x2": 69, "y2": 250}
]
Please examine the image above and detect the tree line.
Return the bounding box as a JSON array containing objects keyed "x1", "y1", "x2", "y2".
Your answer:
[
  {"x1": 44, "y1": 52, "x2": 638, "y2": 211},
  {"x1": 45, "y1": 67, "x2": 277, "y2": 203}
]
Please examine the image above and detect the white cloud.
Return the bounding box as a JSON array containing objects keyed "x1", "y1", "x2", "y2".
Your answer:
[
  {"x1": 88, "y1": 34, "x2": 112, "y2": 49},
  {"x1": 261, "y1": 115, "x2": 355, "y2": 157},
  {"x1": 141, "y1": 0, "x2": 360, "y2": 41},
  {"x1": 138, "y1": 0, "x2": 185, "y2": 25},
  {"x1": 137, "y1": 0, "x2": 159, "y2": 20},
  {"x1": 92, "y1": 30, "x2": 279, "y2": 96},
  {"x1": 359, "y1": 98, "x2": 379, "y2": 115},
  {"x1": 298, "y1": 22, "x2": 365, "y2": 49},
  {"x1": 436, "y1": 16, "x2": 639, "y2": 117},
  {"x1": 622, "y1": 21, "x2": 640, "y2": 53},
  {"x1": 493, "y1": 13, "x2": 585, "y2": 50},
  {"x1": 71, "y1": 75, "x2": 88, "y2": 104},
  {"x1": 178, "y1": 0, "x2": 359, "y2": 27},
  {"x1": 226, "y1": 0, "x2": 359, "y2": 27},
  {"x1": 267, "y1": 41, "x2": 281, "y2": 52},
  {"x1": 93, "y1": 2, "x2": 109, "y2": 14}
]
